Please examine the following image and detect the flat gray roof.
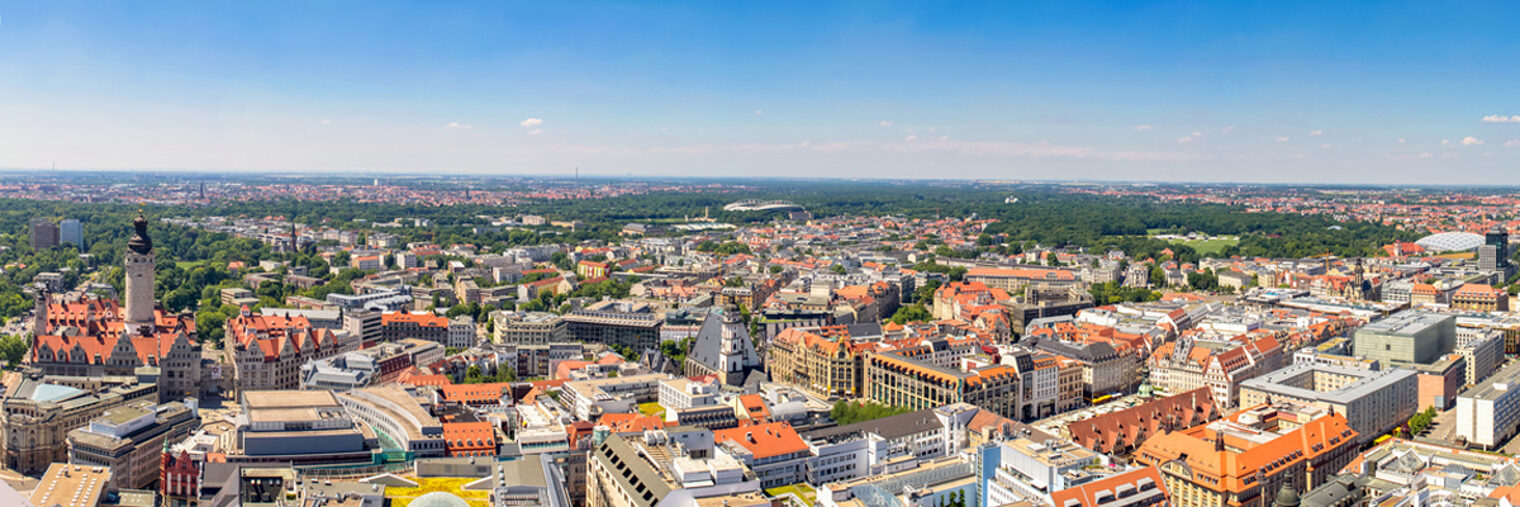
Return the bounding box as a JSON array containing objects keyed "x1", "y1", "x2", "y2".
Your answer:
[{"x1": 1240, "y1": 363, "x2": 1415, "y2": 405}]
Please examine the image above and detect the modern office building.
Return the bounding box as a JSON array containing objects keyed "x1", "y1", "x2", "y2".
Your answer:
[
  {"x1": 1480, "y1": 227, "x2": 1512, "y2": 274},
  {"x1": 228, "y1": 390, "x2": 375, "y2": 465},
  {"x1": 67, "y1": 399, "x2": 200, "y2": 489},
  {"x1": 1352, "y1": 310, "x2": 1456, "y2": 365},
  {"x1": 864, "y1": 345, "x2": 1024, "y2": 419},
  {"x1": 59, "y1": 218, "x2": 83, "y2": 246},
  {"x1": 564, "y1": 302, "x2": 664, "y2": 352},
  {"x1": 586, "y1": 432, "x2": 762, "y2": 507},
  {"x1": 30, "y1": 217, "x2": 59, "y2": 250},
  {"x1": 801, "y1": 408, "x2": 951, "y2": 485},
  {"x1": 1238, "y1": 363, "x2": 1417, "y2": 445},
  {"x1": 1456, "y1": 360, "x2": 1520, "y2": 449}
]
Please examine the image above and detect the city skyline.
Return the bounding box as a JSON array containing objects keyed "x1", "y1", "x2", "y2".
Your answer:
[{"x1": 4, "y1": 2, "x2": 1520, "y2": 183}]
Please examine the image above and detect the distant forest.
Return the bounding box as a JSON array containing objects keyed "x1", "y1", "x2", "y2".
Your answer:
[{"x1": 0, "y1": 182, "x2": 1417, "y2": 322}]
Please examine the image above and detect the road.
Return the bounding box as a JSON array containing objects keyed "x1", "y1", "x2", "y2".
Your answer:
[{"x1": 1425, "y1": 406, "x2": 1460, "y2": 444}]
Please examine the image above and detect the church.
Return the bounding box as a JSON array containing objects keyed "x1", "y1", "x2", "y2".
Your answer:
[{"x1": 683, "y1": 309, "x2": 765, "y2": 389}]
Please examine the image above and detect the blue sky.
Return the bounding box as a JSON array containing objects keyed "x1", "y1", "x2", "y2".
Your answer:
[{"x1": 3, "y1": 1, "x2": 1519, "y2": 183}]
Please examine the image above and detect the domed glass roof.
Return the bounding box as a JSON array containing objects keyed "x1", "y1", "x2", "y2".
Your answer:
[
  {"x1": 409, "y1": 492, "x2": 471, "y2": 507},
  {"x1": 1415, "y1": 232, "x2": 1485, "y2": 252}
]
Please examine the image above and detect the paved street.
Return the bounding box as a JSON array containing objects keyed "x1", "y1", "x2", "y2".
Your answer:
[{"x1": 1425, "y1": 407, "x2": 1459, "y2": 444}]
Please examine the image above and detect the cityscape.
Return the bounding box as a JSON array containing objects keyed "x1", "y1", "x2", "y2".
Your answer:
[{"x1": 6, "y1": 2, "x2": 1520, "y2": 507}]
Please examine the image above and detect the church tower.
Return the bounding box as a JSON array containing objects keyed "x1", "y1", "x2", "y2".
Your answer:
[{"x1": 124, "y1": 212, "x2": 156, "y2": 334}]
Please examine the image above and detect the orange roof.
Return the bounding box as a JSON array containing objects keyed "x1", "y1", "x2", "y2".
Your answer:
[
  {"x1": 1134, "y1": 408, "x2": 1356, "y2": 494},
  {"x1": 738, "y1": 394, "x2": 770, "y2": 420},
  {"x1": 595, "y1": 413, "x2": 670, "y2": 433},
  {"x1": 442, "y1": 421, "x2": 497, "y2": 454},
  {"x1": 1051, "y1": 467, "x2": 1168, "y2": 507},
  {"x1": 713, "y1": 422, "x2": 808, "y2": 460},
  {"x1": 381, "y1": 312, "x2": 449, "y2": 327},
  {"x1": 439, "y1": 383, "x2": 511, "y2": 404}
]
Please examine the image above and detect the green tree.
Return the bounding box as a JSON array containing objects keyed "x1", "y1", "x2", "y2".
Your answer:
[
  {"x1": 0, "y1": 335, "x2": 27, "y2": 368},
  {"x1": 890, "y1": 305, "x2": 932, "y2": 325}
]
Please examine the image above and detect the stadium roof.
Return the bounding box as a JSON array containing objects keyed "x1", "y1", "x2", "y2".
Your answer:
[{"x1": 1415, "y1": 231, "x2": 1484, "y2": 252}]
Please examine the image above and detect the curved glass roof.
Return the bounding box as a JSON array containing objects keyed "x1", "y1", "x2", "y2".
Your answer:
[{"x1": 1415, "y1": 232, "x2": 1485, "y2": 252}]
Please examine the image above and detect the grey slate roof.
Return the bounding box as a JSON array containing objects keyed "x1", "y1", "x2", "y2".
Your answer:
[
  {"x1": 804, "y1": 408, "x2": 944, "y2": 443},
  {"x1": 686, "y1": 310, "x2": 761, "y2": 385}
]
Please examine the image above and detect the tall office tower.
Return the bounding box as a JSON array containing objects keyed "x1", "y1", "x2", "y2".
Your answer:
[
  {"x1": 1483, "y1": 227, "x2": 1511, "y2": 272},
  {"x1": 29, "y1": 218, "x2": 59, "y2": 250},
  {"x1": 59, "y1": 219, "x2": 82, "y2": 247}
]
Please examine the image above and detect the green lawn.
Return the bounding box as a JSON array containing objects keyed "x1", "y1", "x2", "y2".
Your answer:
[
  {"x1": 1168, "y1": 237, "x2": 1239, "y2": 256},
  {"x1": 637, "y1": 402, "x2": 666, "y2": 418},
  {"x1": 766, "y1": 484, "x2": 817, "y2": 506}
]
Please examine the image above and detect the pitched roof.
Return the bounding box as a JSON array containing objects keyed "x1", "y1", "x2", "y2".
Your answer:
[
  {"x1": 713, "y1": 422, "x2": 808, "y2": 459},
  {"x1": 1050, "y1": 466, "x2": 1168, "y2": 507}
]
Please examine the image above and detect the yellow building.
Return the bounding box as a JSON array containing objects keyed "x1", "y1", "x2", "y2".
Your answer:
[{"x1": 768, "y1": 326, "x2": 871, "y2": 399}]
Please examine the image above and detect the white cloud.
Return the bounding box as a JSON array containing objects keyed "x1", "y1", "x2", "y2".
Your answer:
[
  {"x1": 520, "y1": 118, "x2": 543, "y2": 128},
  {"x1": 1505, "y1": 140, "x2": 1520, "y2": 147},
  {"x1": 1462, "y1": 136, "x2": 1484, "y2": 146},
  {"x1": 526, "y1": 129, "x2": 542, "y2": 136},
  {"x1": 1134, "y1": 124, "x2": 1153, "y2": 131},
  {"x1": 1275, "y1": 136, "x2": 1290, "y2": 142},
  {"x1": 904, "y1": 134, "x2": 918, "y2": 142},
  {"x1": 1221, "y1": 126, "x2": 1236, "y2": 134},
  {"x1": 754, "y1": 110, "x2": 764, "y2": 115},
  {"x1": 1482, "y1": 114, "x2": 1520, "y2": 123},
  {"x1": 1176, "y1": 136, "x2": 1194, "y2": 144},
  {"x1": 1397, "y1": 138, "x2": 1407, "y2": 144},
  {"x1": 1191, "y1": 131, "x2": 1203, "y2": 137},
  {"x1": 321, "y1": 118, "x2": 331, "y2": 125},
  {"x1": 1321, "y1": 143, "x2": 1331, "y2": 149},
  {"x1": 879, "y1": 121, "x2": 893, "y2": 127},
  {"x1": 446, "y1": 122, "x2": 472, "y2": 130},
  {"x1": 1309, "y1": 130, "x2": 1323, "y2": 136},
  {"x1": 1442, "y1": 139, "x2": 1452, "y2": 146}
]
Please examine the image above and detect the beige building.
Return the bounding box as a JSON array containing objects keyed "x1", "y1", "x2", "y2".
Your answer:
[
  {"x1": 1147, "y1": 335, "x2": 1283, "y2": 408},
  {"x1": 493, "y1": 311, "x2": 569, "y2": 344},
  {"x1": 67, "y1": 399, "x2": 199, "y2": 489},
  {"x1": 767, "y1": 326, "x2": 869, "y2": 399},
  {"x1": 865, "y1": 347, "x2": 1023, "y2": 419},
  {"x1": 1, "y1": 374, "x2": 157, "y2": 475},
  {"x1": 587, "y1": 432, "x2": 760, "y2": 507},
  {"x1": 1238, "y1": 363, "x2": 1418, "y2": 445}
]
